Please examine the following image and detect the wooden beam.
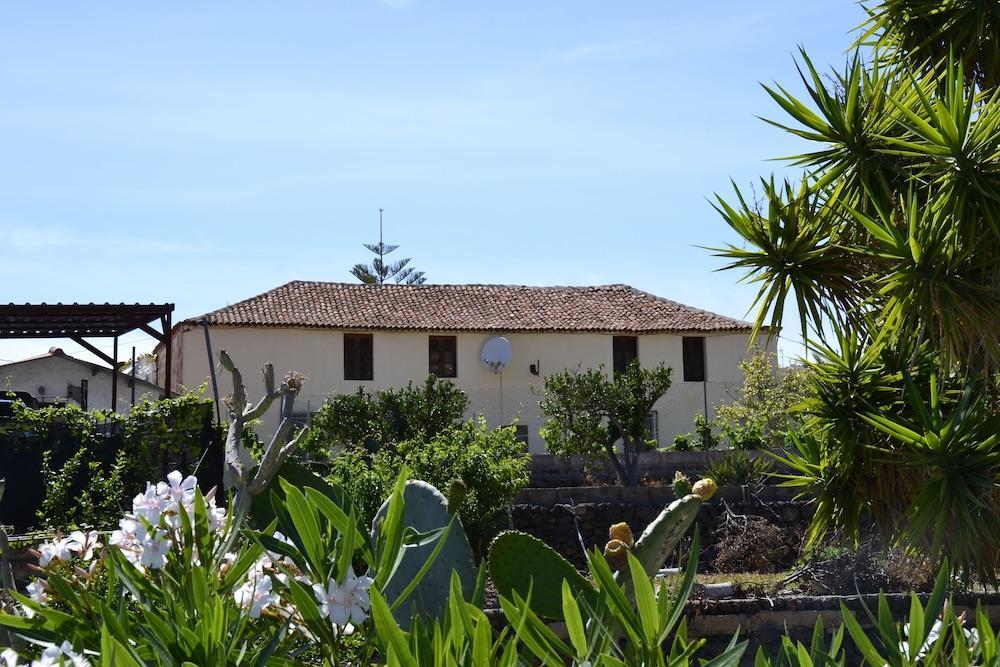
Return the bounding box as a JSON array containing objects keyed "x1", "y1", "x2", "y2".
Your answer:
[
  {"x1": 138, "y1": 322, "x2": 165, "y2": 341},
  {"x1": 69, "y1": 336, "x2": 116, "y2": 368}
]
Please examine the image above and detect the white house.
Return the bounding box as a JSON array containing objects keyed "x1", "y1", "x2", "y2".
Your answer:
[
  {"x1": 0, "y1": 347, "x2": 164, "y2": 412},
  {"x1": 159, "y1": 282, "x2": 774, "y2": 453}
]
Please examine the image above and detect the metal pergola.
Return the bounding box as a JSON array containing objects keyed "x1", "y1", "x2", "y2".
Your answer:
[{"x1": 0, "y1": 303, "x2": 174, "y2": 410}]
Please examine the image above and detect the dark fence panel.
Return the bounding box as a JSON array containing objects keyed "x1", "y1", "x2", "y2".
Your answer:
[{"x1": 0, "y1": 406, "x2": 223, "y2": 532}]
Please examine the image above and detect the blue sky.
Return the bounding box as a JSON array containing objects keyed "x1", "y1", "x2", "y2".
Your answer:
[{"x1": 0, "y1": 1, "x2": 867, "y2": 366}]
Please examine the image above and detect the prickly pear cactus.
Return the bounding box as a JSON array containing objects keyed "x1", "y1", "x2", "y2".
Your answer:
[
  {"x1": 488, "y1": 530, "x2": 597, "y2": 620},
  {"x1": 371, "y1": 480, "x2": 477, "y2": 629},
  {"x1": 672, "y1": 471, "x2": 692, "y2": 497},
  {"x1": 632, "y1": 479, "x2": 716, "y2": 577}
]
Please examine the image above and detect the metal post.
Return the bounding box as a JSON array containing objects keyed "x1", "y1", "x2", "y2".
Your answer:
[
  {"x1": 702, "y1": 347, "x2": 709, "y2": 421},
  {"x1": 111, "y1": 335, "x2": 119, "y2": 412},
  {"x1": 131, "y1": 346, "x2": 137, "y2": 406},
  {"x1": 163, "y1": 311, "x2": 173, "y2": 399}
]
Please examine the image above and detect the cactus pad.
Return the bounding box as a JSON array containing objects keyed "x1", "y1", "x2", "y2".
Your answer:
[
  {"x1": 632, "y1": 494, "x2": 704, "y2": 577},
  {"x1": 488, "y1": 530, "x2": 597, "y2": 620},
  {"x1": 371, "y1": 479, "x2": 477, "y2": 629}
]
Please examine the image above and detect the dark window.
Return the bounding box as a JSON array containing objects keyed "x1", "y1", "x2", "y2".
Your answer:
[
  {"x1": 682, "y1": 336, "x2": 706, "y2": 382},
  {"x1": 513, "y1": 424, "x2": 529, "y2": 450},
  {"x1": 344, "y1": 333, "x2": 373, "y2": 380},
  {"x1": 646, "y1": 410, "x2": 659, "y2": 445},
  {"x1": 428, "y1": 336, "x2": 457, "y2": 378},
  {"x1": 612, "y1": 336, "x2": 638, "y2": 375}
]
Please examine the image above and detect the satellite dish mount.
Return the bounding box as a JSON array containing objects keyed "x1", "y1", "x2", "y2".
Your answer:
[{"x1": 481, "y1": 336, "x2": 512, "y2": 374}]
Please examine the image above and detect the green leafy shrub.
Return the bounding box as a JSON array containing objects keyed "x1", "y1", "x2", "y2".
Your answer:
[
  {"x1": 672, "y1": 433, "x2": 691, "y2": 451},
  {"x1": 298, "y1": 375, "x2": 468, "y2": 462},
  {"x1": 692, "y1": 413, "x2": 717, "y2": 450},
  {"x1": 702, "y1": 450, "x2": 772, "y2": 487},
  {"x1": 327, "y1": 418, "x2": 530, "y2": 550},
  {"x1": 0, "y1": 391, "x2": 217, "y2": 531},
  {"x1": 715, "y1": 351, "x2": 813, "y2": 450},
  {"x1": 539, "y1": 360, "x2": 673, "y2": 486}
]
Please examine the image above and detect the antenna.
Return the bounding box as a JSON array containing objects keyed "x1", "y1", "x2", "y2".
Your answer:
[{"x1": 378, "y1": 208, "x2": 384, "y2": 252}]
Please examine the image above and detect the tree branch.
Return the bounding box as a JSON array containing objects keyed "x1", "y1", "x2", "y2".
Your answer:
[{"x1": 218, "y1": 351, "x2": 306, "y2": 506}]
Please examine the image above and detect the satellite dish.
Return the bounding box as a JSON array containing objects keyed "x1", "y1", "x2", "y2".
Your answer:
[{"x1": 481, "y1": 336, "x2": 512, "y2": 373}]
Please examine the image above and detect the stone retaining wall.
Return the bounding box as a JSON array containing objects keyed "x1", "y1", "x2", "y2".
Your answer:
[
  {"x1": 510, "y1": 488, "x2": 811, "y2": 568},
  {"x1": 530, "y1": 451, "x2": 732, "y2": 486},
  {"x1": 688, "y1": 592, "x2": 1000, "y2": 663},
  {"x1": 515, "y1": 484, "x2": 799, "y2": 506}
]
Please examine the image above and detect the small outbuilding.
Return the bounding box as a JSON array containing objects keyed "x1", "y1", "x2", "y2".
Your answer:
[{"x1": 0, "y1": 347, "x2": 163, "y2": 412}]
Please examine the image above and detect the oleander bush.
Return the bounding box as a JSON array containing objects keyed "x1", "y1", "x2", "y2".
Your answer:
[{"x1": 3, "y1": 464, "x2": 996, "y2": 666}]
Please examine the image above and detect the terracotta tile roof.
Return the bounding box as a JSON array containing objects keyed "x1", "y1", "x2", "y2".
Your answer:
[{"x1": 186, "y1": 282, "x2": 752, "y2": 334}]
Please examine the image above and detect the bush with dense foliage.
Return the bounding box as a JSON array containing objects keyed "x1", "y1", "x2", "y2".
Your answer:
[
  {"x1": 713, "y1": 0, "x2": 1000, "y2": 581},
  {"x1": 714, "y1": 351, "x2": 813, "y2": 450},
  {"x1": 297, "y1": 375, "x2": 468, "y2": 462},
  {"x1": 0, "y1": 391, "x2": 217, "y2": 531},
  {"x1": 326, "y1": 418, "x2": 530, "y2": 549},
  {"x1": 539, "y1": 360, "x2": 672, "y2": 486}
]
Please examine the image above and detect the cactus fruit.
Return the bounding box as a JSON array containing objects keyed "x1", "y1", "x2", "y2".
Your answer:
[
  {"x1": 672, "y1": 471, "x2": 692, "y2": 497},
  {"x1": 692, "y1": 477, "x2": 718, "y2": 500},
  {"x1": 488, "y1": 530, "x2": 597, "y2": 620},
  {"x1": 371, "y1": 480, "x2": 477, "y2": 629},
  {"x1": 603, "y1": 539, "x2": 630, "y2": 572},
  {"x1": 446, "y1": 478, "x2": 468, "y2": 515},
  {"x1": 608, "y1": 522, "x2": 634, "y2": 548}
]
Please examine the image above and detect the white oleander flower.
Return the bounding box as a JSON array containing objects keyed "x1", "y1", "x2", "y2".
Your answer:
[
  {"x1": 132, "y1": 483, "x2": 169, "y2": 525},
  {"x1": 312, "y1": 567, "x2": 374, "y2": 633},
  {"x1": 0, "y1": 647, "x2": 18, "y2": 666},
  {"x1": 110, "y1": 517, "x2": 145, "y2": 567},
  {"x1": 26, "y1": 579, "x2": 47, "y2": 605},
  {"x1": 206, "y1": 495, "x2": 227, "y2": 532},
  {"x1": 160, "y1": 470, "x2": 197, "y2": 508},
  {"x1": 37, "y1": 537, "x2": 73, "y2": 567},
  {"x1": 66, "y1": 530, "x2": 101, "y2": 561},
  {"x1": 234, "y1": 574, "x2": 279, "y2": 619},
  {"x1": 31, "y1": 641, "x2": 90, "y2": 666},
  {"x1": 139, "y1": 529, "x2": 171, "y2": 570}
]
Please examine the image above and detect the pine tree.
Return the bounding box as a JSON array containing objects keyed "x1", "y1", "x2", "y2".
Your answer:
[{"x1": 350, "y1": 209, "x2": 426, "y2": 285}]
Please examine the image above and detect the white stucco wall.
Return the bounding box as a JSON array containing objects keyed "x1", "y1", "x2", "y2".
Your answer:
[
  {"x1": 0, "y1": 355, "x2": 163, "y2": 413},
  {"x1": 169, "y1": 326, "x2": 775, "y2": 453}
]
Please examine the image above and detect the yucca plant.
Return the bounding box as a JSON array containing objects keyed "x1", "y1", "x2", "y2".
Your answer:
[
  {"x1": 501, "y1": 531, "x2": 746, "y2": 667},
  {"x1": 755, "y1": 560, "x2": 1000, "y2": 666},
  {"x1": 702, "y1": 451, "x2": 773, "y2": 488},
  {"x1": 713, "y1": 0, "x2": 1000, "y2": 581}
]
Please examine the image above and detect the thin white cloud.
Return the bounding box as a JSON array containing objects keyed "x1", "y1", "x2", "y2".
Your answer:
[
  {"x1": 2, "y1": 227, "x2": 78, "y2": 249},
  {"x1": 555, "y1": 37, "x2": 653, "y2": 63}
]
